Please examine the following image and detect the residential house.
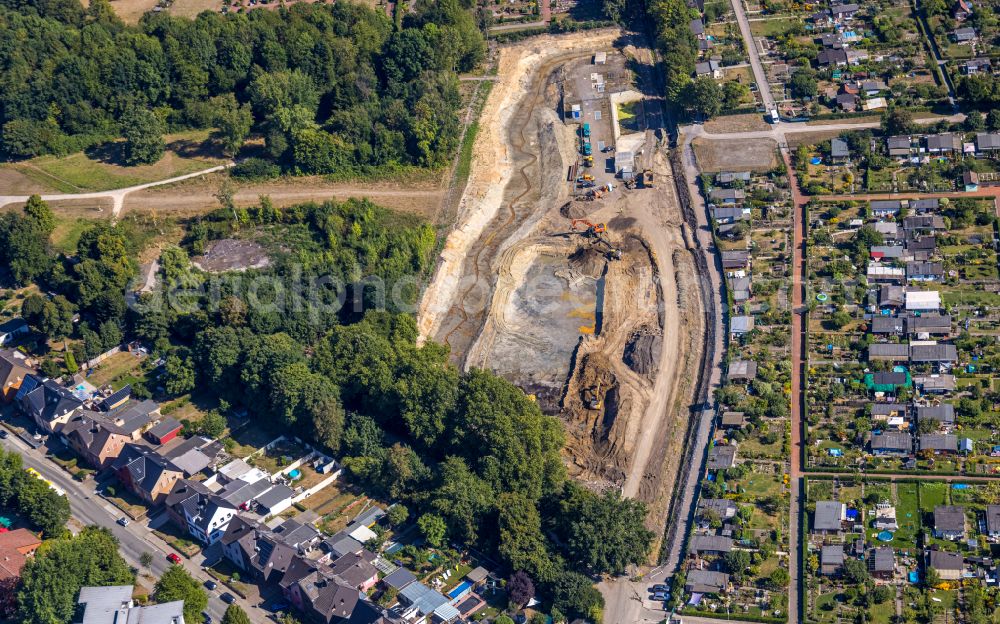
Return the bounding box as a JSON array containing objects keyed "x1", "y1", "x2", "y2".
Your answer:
[
  {"x1": 717, "y1": 171, "x2": 752, "y2": 186},
  {"x1": 814, "y1": 501, "x2": 847, "y2": 534},
  {"x1": 906, "y1": 314, "x2": 951, "y2": 336},
  {"x1": 728, "y1": 360, "x2": 757, "y2": 382},
  {"x1": 711, "y1": 188, "x2": 746, "y2": 204},
  {"x1": 112, "y1": 444, "x2": 184, "y2": 506},
  {"x1": 874, "y1": 221, "x2": 904, "y2": 241},
  {"x1": 707, "y1": 444, "x2": 737, "y2": 470},
  {"x1": 730, "y1": 276, "x2": 751, "y2": 303},
  {"x1": 868, "y1": 343, "x2": 909, "y2": 362},
  {"x1": 934, "y1": 506, "x2": 967, "y2": 539},
  {"x1": 830, "y1": 2, "x2": 859, "y2": 19},
  {"x1": 871, "y1": 431, "x2": 912, "y2": 455},
  {"x1": 887, "y1": 136, "x2": 913, "y2": 157},
  {"x1": 165, "y1": 479, "x2": 238, "y2": 544},
  {"x1": 685, "y1": 570, "x2": 730, "y2": 595},
  {"x1": 698, "y1": 499, "x2": 738, "y2": 525},
  {"x1": 903, "y1": 216, "x2": 946, "y2": 232},
  {"x1": 221, "y1": 516, "x2": 298, "y2": 583},
  {"x1": 905, "y1": 291, "x2": 940, "y2": 311},
  {"x1": 730, "y1": 316, "x2": 754, "y2": 336},
  {"x1": 61, "y1": 412, "x2": 133, "y2": 470},
  {"x1": 711, "y1": 205, "x2": 751, "y2": 224},
  {"x1": 721, "y1": 250, "x2": 750, "y2": 270},
  {"x1": 381, "y1": 568, "x2": 417, "y2": 593},
  {"x1": 0, "y1": 349, "x2": 34, "y2": 402},
  {"x1": 963, "y1": 58, "x2": 992, "y2": 74},
  {"x1": 720, "y1": 412, "x2": 746, "y2": 429},
  {"x1": 953, "y1": 27, "x2": 977, "y2": 42},
  {"x1": 869, "y1": 547, "x2": 895, "y2": 579},
  {"x1": 75, "y1": 585, "x2": 185, "y2": 624},
  {"x1": 913, "y1": 374, "x2": 956, "y2": 393},
  {"x1": 17, "y1": 375, "x2": 84, "y2": 433},
  {"x1": 927, "y1": 550, "x2": 966, "y2": 580},
  {"x1": 985, "y1": 505, "x2": 1000, "y2": 539},
  {"x1": 911, "y1": 198, "x2": 940, "y2": 213},
  {"x1": 836, "y1": 92, "x2": 860, "y2": 111},
  {"x1": 831, "y1": 138, "x2": 850, "y2": 163},
  {"x1": 954, "y1": 0, "x2": 973, "y2": 19},
  {"x1": 0, "y1": 528, "x2": 41, "y2": 611},
  {"x1": 871, "y1": 316, "x2": 904, "y2": 335},
  {"x1": 909, "y1": 343, "x2": 957, "y2": 364},
  {"x1": 690, "y1": 535, "x2": 734, "y2": 556},
  {"x1": 861, "y1": 80, "x2": 887, "y2": 96},
  {"x1": 820, "y1": 544, "x2": 845, "y2": 576},
  {"x1": 159, "y1": 436, "x2": 223, "y2": 478},
  {"x1": 321, "y1": 532, "x2": 365, "y2": 562},
  {"x1": 690, "y1": 18, "x2": 705, "y2": 38},
  {"x1": 871, "y1": 200, "x2": 902, "y2": 217},
  {"x1": 146, "y1": 418, "x2": 182, "y2": 445},
  {"x1": 818, "y1": 49, "x2": 849, "y2": 67},
  {"x1": 926, "y1": 134, "x2": 961, "y2": 154},
  {"x1": 327, "y1": 551, "x2": 380, "y2": 592},
  {"x1": 975, "y1": 133, "x2": 1000, "y2": 153},
  {"x1": 917, "y1": 404, "x2": 955, "y2": 426},
  {"x1": 921, "y1": 434, "x2": 958, "y2": 454},
  {"x1": 283, "y1": 559, "x2": 364, "y2": 624}
]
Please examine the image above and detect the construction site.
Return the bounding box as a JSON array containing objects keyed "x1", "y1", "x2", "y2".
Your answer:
[{"x1": 417, "y1": 30, "x2": 712, "y2": 533}]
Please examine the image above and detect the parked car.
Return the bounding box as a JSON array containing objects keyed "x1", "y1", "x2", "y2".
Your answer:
[
  {"x1": 166, "y1": 553, "x2": 181, "y2": 564},
  {"x1": 0, "y1": 430, "x2": 8, "y2": 439},
  {"x1": 202, "y1": 612, "x2": 212, "y2": 624},
  {"x1": 652, "y1": 592, "x2": 668, "y2": 601},
  {"x1": 204, "y1": 580, "x2": 217, "y2": 590},
  {"x1": 650, "y1": 584, "x2": 669, "y2": 593},
  {"x1": 220, "y1": 593, "x2": 236, "y2": 604},
  {"x1": 117, "y1": 517, "x2": 129, "y2": 527}
]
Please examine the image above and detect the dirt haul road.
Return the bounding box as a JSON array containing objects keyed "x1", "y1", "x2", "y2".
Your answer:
[{"x1": 417, "y1": 32, "x2": 708, "y2": 550}]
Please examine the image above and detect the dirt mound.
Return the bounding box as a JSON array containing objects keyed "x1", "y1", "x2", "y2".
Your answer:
[
  {"x1": 567, "y1": 247, "x2": 607, "y2": 279},
  {"x1": 563, "y1": 202, "x2": 595, "y2": 220},
  {"x1": 623, "y1": 330, "x2": 661, "y2": 377}
]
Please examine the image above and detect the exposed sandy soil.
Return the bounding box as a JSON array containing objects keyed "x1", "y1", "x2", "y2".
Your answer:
[
  {"x1": 692, "y1": 136, "x2": 779, "y2": 172},
  {"x1": 124, "y1": 173, "x2": 445, "y2": 219},
  {"x1": 417, "y1": 32, "x2": 708, "y2": 538},
  {"x1": 703, "y1": 113, "x2": 771, "y2": 133},
  {"x1": 0, "y1": 167, "x2": 51, "y2": 195}
]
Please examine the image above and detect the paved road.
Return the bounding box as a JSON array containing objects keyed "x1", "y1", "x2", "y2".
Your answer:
[
  {"x1": 0, "y1": 431, "x2": 266, "y2": 623},
  {"x1": 0, "y1": 163, "x2": 233, "y2": 217},
  {"x1": 684, "y1": 113, "x2": 966, "y2": 142},
  {"x1": 725, "y1": 0, "x2": 775, "y2": 111}
]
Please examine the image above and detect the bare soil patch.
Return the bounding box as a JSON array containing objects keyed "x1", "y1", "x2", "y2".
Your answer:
[
  {"x1": 703, "y1": 113, "x2": 771, "y2": 133},
  {"x1": 692, "y1": 136, "x2": 778, "y2": 172},
  {"x1": 126, "y1": 173, "x2": 445, "y2": 220},
  {"x1": 192, "y1": 239, "x2": 271, "y2": 272}
]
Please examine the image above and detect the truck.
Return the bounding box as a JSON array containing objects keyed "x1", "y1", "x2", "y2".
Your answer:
[
  {"x1": 582, "y1": 142, "x2": 592, "y2": 156},
  {"x1": 582, "y1": 122, "x2": 591, "y2": 138}
]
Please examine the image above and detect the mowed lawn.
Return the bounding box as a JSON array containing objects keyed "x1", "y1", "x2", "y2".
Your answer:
[{"x1": 11, "y1": 130, "x2": 227, "y2": 193}]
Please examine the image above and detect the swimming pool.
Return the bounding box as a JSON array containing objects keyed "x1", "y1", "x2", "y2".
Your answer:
[
  {"x1": 448, "y1": 580, "x2": 472, "y2": 600},
  {"x1": 288, "y1": 469, "x2": 301, "y2": 479}
]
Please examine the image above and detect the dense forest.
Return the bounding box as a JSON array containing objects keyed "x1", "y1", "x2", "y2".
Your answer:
[
  {"x1": 0, "y1": 0, "x2": 484, "y2": 173},
  {"x1": 3, "y1": 195, "x2": 654, "y2": 621}
]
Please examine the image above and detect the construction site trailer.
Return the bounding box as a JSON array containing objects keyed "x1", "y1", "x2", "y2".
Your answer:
[{"x1": 594, "y1": 51, "x2": 607, "y2": 64}]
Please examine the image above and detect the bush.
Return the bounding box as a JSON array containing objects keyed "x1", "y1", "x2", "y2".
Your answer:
[{"x1": 230, "y1": 158, "x2": 281, "y2": 181}]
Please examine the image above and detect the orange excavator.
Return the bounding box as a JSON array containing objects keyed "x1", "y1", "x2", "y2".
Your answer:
[{"x1": 571, "y1": 219, "x2": 607, "y2": 236}]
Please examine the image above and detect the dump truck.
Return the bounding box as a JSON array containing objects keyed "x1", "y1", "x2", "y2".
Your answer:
[
  {"x1": 581, "y1": 122, "x2": 591, "y2": 138},
  {"x1": 582, "y1": 142, "x2": 592, "y2": 156}
]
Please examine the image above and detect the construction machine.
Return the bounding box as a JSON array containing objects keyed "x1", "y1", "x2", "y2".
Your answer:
[
  {"x1": 583, "y1": 155, "x2": 594, "y2": 167},
  {"x1": 584, "y1": 381, "x2": 603, "y2": 410},
  {"x1": 571, "y1": 220, "x2": 622, "y2": 260},
  {"x1": 571, "y1": 219, "x2": 607, "y2": 236},
  {"x1": 642, "y1": 169, "x2": 654, "y2": 188}
]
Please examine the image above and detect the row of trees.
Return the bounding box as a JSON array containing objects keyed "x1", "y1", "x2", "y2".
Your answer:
[
  {"x1": 0, "y1": 0, "x2": 484, "y2": 172},
  {"x1": 0, "y1": 450, "x2": 70, "y2": 538}
]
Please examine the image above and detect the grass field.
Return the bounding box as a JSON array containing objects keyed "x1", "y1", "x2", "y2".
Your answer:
[
  {"x1": 749, "y1": 16, "x2": 803, "y2": 38},
  {"x1": 51, "y1": 216, "x2": 98, "y2": 254},
  {"x1": 86, "y1": 351, "x2": 146, "y2": 388},
  {"x1": 11, "y1": 131, "x2": 226, "y2": 193}
]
